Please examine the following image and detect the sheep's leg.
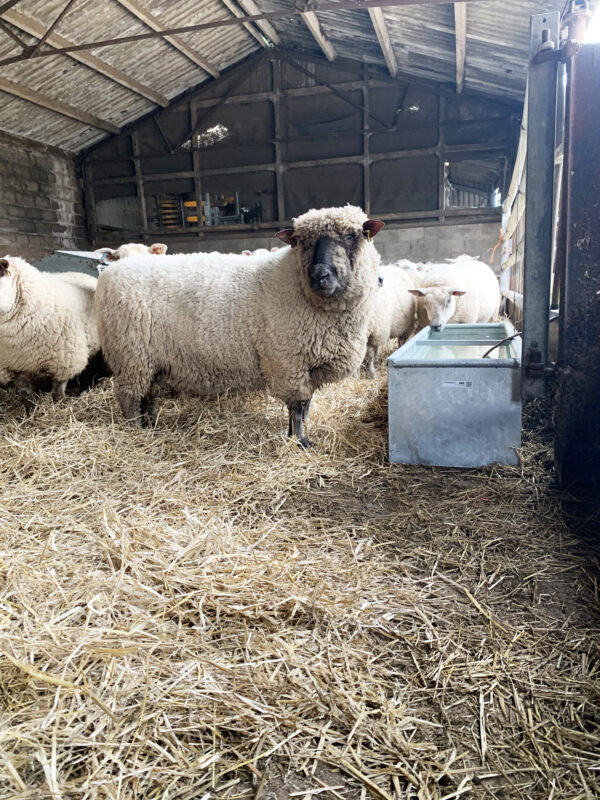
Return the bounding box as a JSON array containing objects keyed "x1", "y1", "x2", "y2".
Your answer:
[
  {"x1": 14, "y1": 374, "x2": 36, "y2": 415},
  {"x1": 366, "y1": 345, "x2": 376, "y2": 379},
  {"x1": 288, "y1": 399, "x2": 313, "y2": 449},
  {"x1": 51, "y1": 379, "x2": 67, "y2": 400},
  {"x1": 114, "y1": 382, "x2": 143, "y2": 427}
]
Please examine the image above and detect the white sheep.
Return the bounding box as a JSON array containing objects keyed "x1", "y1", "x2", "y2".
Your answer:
[
  {"x1": 365, "y1": 264, "x2": 416, "y2": 378},
  {"x1": 0, "y1": 256, "x2": 100, "y2": 410},
  {"x1": 95, "y1": 205, "x2": 383, "y2": 446},
  {"x1": 242, "y1": 247, "x2": 280, "y2": 256},
  {"x1": 409, "y1": 257, "x2": 501, "y2": 332},
  {"x1": 500, "y1": 289, "x2": 559, "y2": 361},
  {"x1": 95, "y1": 242, "x2": 167, "y2": 262}
]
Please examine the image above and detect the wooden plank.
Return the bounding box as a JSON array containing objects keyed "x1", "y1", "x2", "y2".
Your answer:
[
  {"x1": 454, "y1": 3, "x2": 467, "y2": 93},
  {"x1": 363, "y1": 66, "x2": 371, "y2": 214},
  {"x1": 0, "y1": 1, "x2": 501, "y2": 69},
  {"x1": 131, "y1": 131, "x2": 148, "y2": 234},
  {"x1": 113, "y1": 0, "x2": 219, "y2": 78},
  {"x1": 92, "y1": 141, "x2": 508, "y2": 184},
  {"x1": 237, "y1": 0, "x2": 280, "y2": 45},
  {"x1": 368, "y1": 7, "x2": 397, "y2": 77},
  {"x1": 27, "y1": 0, "x2": 79, "y2": 59},
  {"x1": 0, "y1": 75, "x2": 119, "y2": 133},
  {"x1": 272, "y1": 59, "x2": 285, "y2": 223},
  {"x1": 301, "y1": 11, "x2": 336, "y2": 61},
  {"x1": 219, "y1": 0, "x2": 266, "y2": 47},
  {"x1": 3, "y1": 8, "x2": 168, "y2": 107}
]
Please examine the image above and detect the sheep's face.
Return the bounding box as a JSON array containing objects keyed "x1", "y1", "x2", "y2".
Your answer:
[
  {"x1": 0, "y1": 257, "x2": 18, "y2": 315},
  {"x1": 277, "y1": 217, "x2": 383, "y2": 301},
  {"x1": 408, "y1": 286, "x2": 466, "y2": 332}
]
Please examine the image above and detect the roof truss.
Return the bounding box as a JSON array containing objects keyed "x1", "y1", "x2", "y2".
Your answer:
[
  {"x1": 2, "y1": 7, "x2": 169, "y2": 107},
  {"x1": 368, "y1": 7, "x2": 398, "y2": 76},
  {"x1": 113, "y1": 0, "x2": 220, "y2": 78}
]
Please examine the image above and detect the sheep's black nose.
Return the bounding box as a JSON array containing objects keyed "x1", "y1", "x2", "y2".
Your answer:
[{"x1": 431, "y1": 325, "x2": 442, "y2": 332}]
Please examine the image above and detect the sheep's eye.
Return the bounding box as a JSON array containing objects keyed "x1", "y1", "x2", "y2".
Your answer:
[{"x1": 343, "y1": 233, "x2": 355, "y2": 244}]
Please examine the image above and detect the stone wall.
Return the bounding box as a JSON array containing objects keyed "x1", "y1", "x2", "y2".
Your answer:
[{"x1": 0, "y1": 132, "x2": 88, "y2": 262}]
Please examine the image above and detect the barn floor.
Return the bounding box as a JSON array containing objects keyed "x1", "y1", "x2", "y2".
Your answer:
[{"x1": 0, "y1": 373, "x2": 599, "y2": 800}]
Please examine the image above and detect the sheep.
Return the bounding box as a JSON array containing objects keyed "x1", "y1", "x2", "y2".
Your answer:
[
  {"x1": 242, "y1": 247, "x2": 280, "y2": 257},
  {"x1": 408, "y1": 257, "x2": 501, "y2": 332},
  {"x1": 58, "y1": 271, "x2": 98, "y2": 291},
  {"x1": 0, "y1": 256, "x2": 100, "y2": 411},
  {"x1": 365, "y1": 264, "x2": 417, "y2": 378},
  {"x1": 95, "y1": 205, "x2": 384, "y2": 447},
  {"x1": 95, "y1": 242, "x2": 167, "y2": 262}
]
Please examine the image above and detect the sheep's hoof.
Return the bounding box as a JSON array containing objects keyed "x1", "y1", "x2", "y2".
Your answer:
[{"x1": 297, "y1": 436, "x2": 314, "y2": 450}]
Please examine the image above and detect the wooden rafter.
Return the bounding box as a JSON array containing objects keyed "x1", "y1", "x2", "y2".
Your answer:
[
  {"x1": 236, "y1": 0, "x2": 280, "y2": 45},
  {"x1": 0, "y1": 0, "x2": 497, "y2": 69},
  {"x1": 0, "y1": 75, "x2": 119, "y2": 133},
  {"x1": 219, "y1": 0, "x2": 266, "y2": 47},
  {"x1": 27, "y1": 0, "x2": 78, "y2": 58},
  {"x1": 2, "y1": 8, "x2": 168, "y2": 107},
  {"x1": 368, "y1": 7, "x2": 397, "y2": 76},
  {"x1": 0, "y1": 16, "x2": 28, "y2": 48},
  {"x1": 301, "y1": 10, "x2": 336, "y2": 61},
  {"x1": 113, "y1": 0, "x2": 220, "y2": 78},
  {"x1": 454, "y1": 2, "x2": 467, "y2": 93}
]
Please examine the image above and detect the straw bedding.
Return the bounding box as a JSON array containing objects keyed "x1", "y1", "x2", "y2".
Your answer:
[{"x1": 0, "y1": 373, "x2": 599, "y2": 800}]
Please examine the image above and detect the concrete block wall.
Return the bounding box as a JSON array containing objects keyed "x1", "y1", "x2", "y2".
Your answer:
[
  {"x1": 162, "y1": 220, "x2": 502, "y2": 271},
  {"x1": 0, "y1": 132, "x2": 88, "y2": 262}
]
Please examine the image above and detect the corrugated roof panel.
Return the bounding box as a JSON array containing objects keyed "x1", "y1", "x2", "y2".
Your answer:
[
  {"x1": 0, "y1": 89, "x2": 106, "y2": 151},
  {"x1": 0, "y1": 0, "x2": 570, "y2": 152}
]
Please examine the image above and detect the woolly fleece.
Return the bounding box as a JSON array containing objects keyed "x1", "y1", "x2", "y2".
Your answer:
[
  {"x1": 414, "y1": 258, "x2": 501, "y2": 329},
  {"x1": 95, "y1": 205, "x2": 381, "y2": 423},
  {"x1": 0, "y1": 257, "x2": 100, "y2": 386},
  {"x1": 366, "y1": 264, "x2": 417, "y2": 376}
]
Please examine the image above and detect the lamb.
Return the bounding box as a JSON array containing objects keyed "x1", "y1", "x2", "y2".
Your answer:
[
  {"x1": 0, "y1": 256, "x2": 101, "y2": 410},
  {"x1": 365, "y1": 264, "x2": 416, "y2": 378},
  {"x1": 58, "y1": 271, "x2": 98, "y2": 291},
  {"x1": 408, "y1": 257, "x2": 501, "y2": 332},
  {"x1": 95, "y1": 242, "x2": 167, "y2": 262},
  {"x1": 95, "y1": 205, "x2": 384, "y2": 446}
]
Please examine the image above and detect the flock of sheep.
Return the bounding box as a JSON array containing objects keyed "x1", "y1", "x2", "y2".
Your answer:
[{"x1": 0, "y1": 204, "x2": 501, "y2": 447}]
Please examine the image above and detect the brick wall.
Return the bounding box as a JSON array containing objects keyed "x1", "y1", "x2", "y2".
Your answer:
[{"x1": 0, "y1": 131, "x2": 88, "y2": 262}]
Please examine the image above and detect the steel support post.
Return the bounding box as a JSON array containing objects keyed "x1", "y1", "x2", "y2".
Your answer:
[
  {"x1": 554, "y1": 44, "x2": 600, "y2": 493},
  {"x1": 521, "y1": 12, "x2": 559, "y2": 399}
]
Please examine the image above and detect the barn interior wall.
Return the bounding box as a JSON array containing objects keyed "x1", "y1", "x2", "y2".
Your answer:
[
  {"x1": 83, "y1": 52, "x2": 519, "y2": 248},
  {"x1": 153, "y1": 221, "x2": 501, "y2": 268},
  {"x1": 0, "y1": 132, "x2": 88, "y2": 262}
]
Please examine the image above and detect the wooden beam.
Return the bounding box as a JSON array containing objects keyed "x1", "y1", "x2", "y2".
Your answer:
[
  {"x1": 113, "y1": 0, "x2": 220, "y2": 78},
  {"x1": 237, "y1": 0, "x2": 280, "y2": 45},
  {"x1": 3, "y1": 8, "x2": 168, "y2": 107},
  {"x1": 454, "y1": 2, "x2": 467, "y2": 93},
  {"x1": 0, "y1": 17, "x2": 29, "y2": 49},
  {"x1": 219, "y1": 0, "x2": 268, "y2": 47},
  {"x1": 368, "y1": 7, "x2": 397, "y2": 77},
  {"x1": 27, "y1": 0, "x2": 78, "y2": 59},
  {"x1": 0, "y1": 75, "x2": 119, "y2": 132},
  {"x1": 301, "y1": 11, "x2": 336, "y2": 61},
  {"x1": 0, "y1": 0, "x2": 497, "y2": 68}
]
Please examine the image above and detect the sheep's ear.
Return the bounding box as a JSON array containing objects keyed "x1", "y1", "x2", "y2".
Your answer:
[
  {"x1": 242, "y1": 250, "x2": 252, "y2": 256},
  {"x1": 408, "y1": 288, "x2": 427, "y2": 297},
  {"x1": 451, "y1": 289, "x2": 467, "y2": 296},
  {"x1": 0, "y1": 257, "x2": 11, "y2": 276},
  {"x1": 95, "y1": 247, "x2": 118, "y2": 262},
  {"x1": 270, "y1": 246, "x2": 280, "y2": 252},
  {"x1": 363, "y1": 220, "x2": 384, "y2": 239},
  {"x1": 149, "y1": 243, "x2": 167, "y2": 255},
  {"x1": 275, "y1": 229, "x2": 297, "y2": 247}
]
